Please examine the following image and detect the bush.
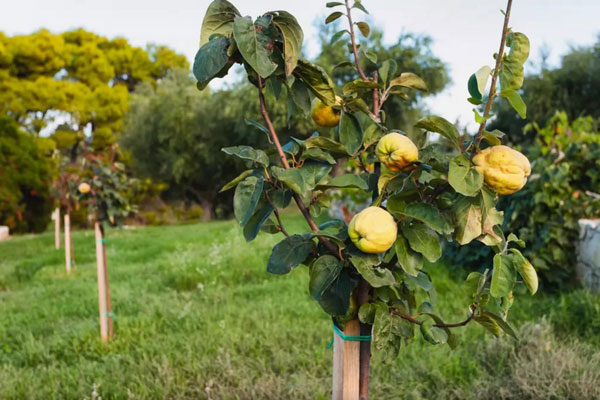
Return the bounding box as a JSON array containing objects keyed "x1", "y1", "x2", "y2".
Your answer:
[
  {"x1": 0, "y1": 116, "x2": 54, "y2": 233},
  {"x1": 446, "y1": 112, "x2": 600, "y2": 290}
]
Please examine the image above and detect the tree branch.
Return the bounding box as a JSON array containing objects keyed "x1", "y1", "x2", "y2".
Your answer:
[
  {"x1": 264, "y1": 191, "x2": 289, "y2": 237},
  {"x1": 344, "y1": 0, "x2": 368, "y2": 81},
  {"x1": 392, "y1": 306, "x2": 476, "y2": 329},
  {"x1": 471, "y1": 0, "x2": 513, "y2": 157},
  {"x1": 257, "y1": 76, "x2": 340, "y2": 256}
]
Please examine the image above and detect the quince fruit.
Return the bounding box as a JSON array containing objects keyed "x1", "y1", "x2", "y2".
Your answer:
[
  {"x1": 376, "y1": 133, "x2": 419, "y2": 172},
  {"x1": 312, "y1": 96, "x2": 342, "y2": 127},
  {"x1": 348, "y1": 206, "x2": 397, "y2": 254},
  {"x1": 78, "y1": 182, "x2": 91, "y2": 194},
  {"x1": 473, "y1": 145, "x2": 531, "y2": 195}
]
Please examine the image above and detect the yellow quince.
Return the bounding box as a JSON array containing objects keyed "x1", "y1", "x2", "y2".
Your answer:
[
  {"x1": 78, "y1": 182, "x2": 91, "y2": 194},
  {"x1": 348, "y1": 206, "x2": 397, "y2": 254},
  {"x1": 473, "y1": 145, "x2": 531, "y2": 195},
  {"x1": 376, "y1": 132, "x2": 419, "y2": 172},
  {"x1": 311, "y1": 96, "x2": 342, "y2": 127}
]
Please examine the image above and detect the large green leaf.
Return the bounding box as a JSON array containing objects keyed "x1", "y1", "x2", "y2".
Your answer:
[
  {"x1": 293, "y1": 60, "x2": 336, "y2": 105},
  {"x1": 448, "y1": 155, "x2": 483, "y2": 197},
  {"x1": 193, "y1": 36, "x2": 232, "y2": 89},
  {"x1": 394, "y1": 235, "x2": 423, "y2": 277},
  {"x1": 233, "y1": 16, "x2": 277, "y2": 78},
  {"x1": 372, "y1": 304, "x2": 412, "y2": 359},
  {"x1": 219, "y1": 169, "x2": 253, "y2": 192},
  {"x1": 233, "y1": 176, "x2": 263, "y2": 225},
  {"x1": 267, "y1": 234, "x2": 314, "y2": 275},
  {"x1": 490, "y1": 254, "x2": 516, "y2": 298},
  {"x1": 339, "y1": 111, "x2": 363, "y2": 155},
  {"x1": 305, "y1": 136, "x2": 347, "y2": 156},
  {"x1": 389, "y1": 72, "x2": 428, "y2": 92},
  {"x1": 222, "y1": 146, "x2": 269, "y2": 167},
  {"x1": 400, "y1": 203, "x2": 453, "y2": 235},
  {"x1": 500, "y1": 33, "x2": 529, "y2": 91},
  {"x1": 499, "y1": 89, "x2": 527, "y2": 119},
  {"x1": 316, "y1": 174, "x2": 369, "y2": 190},
  {"x1": 401, "y1": 223, "x2": 441, "y2": 263},
  {"x1": 453, "y1": 196, "x2": 483, "y2": 245},
  {"x1": 270, "y1": 11, "x2": 303, "y2": 76},
  {"x1": 298, "y1": 160, "x2": 332, "y2": 188},
  {"x1": 200, "y1": 0, "x2": 241, "y2": 46},
  {"x1": 414, "y1": 116, "x2": 461, "y2": 151},
  {"x1": 509, "y1": 248, "x2": 538, "y2": 295},
  {"x1": 420, "y1": 319, "x2": 448, "y2": 345},
  {"x1": 467, "y1": 65, "x2": 492, "y2": 100},
  {"x1": 318, "y1": 270, "x2": 357, "y2": 316},
  {"x1": 481, "y1": 311, "x2": 518, "y2": 339},
  {"x1": 299, "y1": 148, "x2": 336, "y2": 164},
  {"x1": 243, "y1": 203, "x2": 274, "y2": 242},
  {"x1": 271, "y1": 167, "x2": 309, "y2": 203},
  {"x1": 350, "y1": 254, "x2": 395, "y2": 288},
  {"x1": 309, "y1": 255, "x2": 343, "y2": 301},
  {"x1": 474, "y1": 314, "x2": 501, "y2": 337}
]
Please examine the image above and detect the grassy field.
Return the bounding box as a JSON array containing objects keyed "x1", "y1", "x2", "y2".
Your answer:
[{"x1": 1, "y1": 215, "x2": 600, "y2": 399}]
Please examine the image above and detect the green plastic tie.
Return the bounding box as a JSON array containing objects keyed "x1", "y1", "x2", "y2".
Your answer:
[
  {"x1": 105, "y1": 312, "x2": 115, "y2": 318},
  {"x1": 97, "y1": 238, "x2": 108, "y2": 243},
  {"x1": 327, "y1": 323, "x2": 371, "y2": 349}
]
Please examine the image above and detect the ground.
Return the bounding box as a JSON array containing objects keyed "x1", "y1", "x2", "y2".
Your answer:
[{"x1": 1, "y1": 214, "x2": 599, "y2": 399}]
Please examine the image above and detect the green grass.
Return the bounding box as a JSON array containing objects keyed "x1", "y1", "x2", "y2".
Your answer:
[{"x1": 1, "y1": 215, "x2": 599, "y2": 399}]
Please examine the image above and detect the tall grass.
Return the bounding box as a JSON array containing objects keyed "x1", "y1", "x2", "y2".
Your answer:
[{"x1": 0, "y1": 216, "x2": 598, "y2": 399}]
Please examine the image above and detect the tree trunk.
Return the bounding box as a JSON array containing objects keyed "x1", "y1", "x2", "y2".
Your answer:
[{"x1": 201, "y1": 199, "x2": 213, "y2": 222}]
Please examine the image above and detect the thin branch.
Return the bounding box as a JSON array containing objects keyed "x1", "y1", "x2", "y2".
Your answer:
[
  {"x1": 344, "y1": 0, "x2": 368, "y2": 81},
  {"x1": 257, "y1": 76, "x2": 340, "y2": 256},
  {"x1": 392, "y1": 306, "x2": 476, "y2": 329},
  {"x1": 471, "y1": 0, "x2": 513, "y2": 157},
  {"x1": 426, "y1": 183, "x2": 449, "y2": 204},
  {"x1": 265, "y1": 191, "x2": 289, "y2": 237}
]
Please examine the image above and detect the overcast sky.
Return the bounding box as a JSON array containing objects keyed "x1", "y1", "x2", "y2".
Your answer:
[{"x1": 2, "y1": 0, "x2": 599, "y2": 132}]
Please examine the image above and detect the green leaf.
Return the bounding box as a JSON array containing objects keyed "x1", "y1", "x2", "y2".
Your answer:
[
  {"x1": 401, "y1": 223, "x2": 441, "y2": 263},
  {"x1": 233, "y1": 16, "x2": 277, "y2": 78},
  {"x1": 358, "y1": 303, "x2": 376, "y2": 324},
  {"x1": 389, "y1": 72, "x2": 428, "y2": 91},
  {"x1": 245, "y1": 118, "x2": 271, "y2": 137},
  {"x1": 193, "y1": 36, "x2": 232, "y2": 89},
  {"x1": 343, "y1": 79, "x2": 381, "y2": 95},
  {"x1": 309, "y1": 255, "x2": 343, "y2": 301},
  {"x1": 270, "y1": 11, "x2": 304, "y2": 76},
  {"x1": 330, "y1": 30, "x2": 348, "y2": 45},
  {"x1": 350, "y1": 254, "x2": 396, "y2": 288},
  {"x1": 298, "y1": 160, "x2": 332, "y2": 188},
  {"x1": 339, "y1": 111, "x2": 363, "y2": 154},
  {"x1": 474, "y1": 314, "x2": 501, "y2": 337},
  {"x1": 490, "y1": 254, "x2": 516, "y2": 298},
  {"x1": 233, "y1": 176, "x2": 263, "y2": 225},
  {"x1": 480, "y1": 311, "x2": 518, "y2": 339},
  {"x1": 300, "y1": 148, "x2": 336, "y2": 164},
  {"x1": 268, "y1": 188, "x2": 292, "y2": 208},
  {"x1": 316, "y1": 174, "x2": 369, "y2": 190},
  {"x1": 318, "y1": 270, "x2": 357, "y2": 316},
  {"x1": 260, "y1": 218, "x2": 280, "y2": 234},
  {"x1": 352, "y1": 1, "x2": 369, "y2": 14},
  {"x1": 326, "y1": 2, "x2": 344, "y2": 7},
  {"x1": 267, "y1": 234, "x2": 314, "y2": 274},
  {"x1": 271, "y1": 167, "x2": 308, "y2": 202},
  {"x1": 406, "y1": 271, "x2": 432, "y2": 291},
  {"x1": 500, "y1": 33, "x2": 529, "y2": 91},
  {"x1": 378, "y1": 59, "x2": 397, "y2": 86},
  {"x1": 414, "y1": 116, "x2": 461, "y2": 151},
  {"x1": 482, "y1": 129, "x2": 505, "y2": 146},
  {"x1": 507, "y1": 32, "x2": 530, "y2": 64},
  {"x1": 325, "y1": 11, "x2": 344, "y2": 24},
  {"x1": 401, "y1": 203, "x2": 453, "y2": 234},
  {"x1": 243, "y1": 203, "x2": 274, "y2": 242},
  {"x1": 373, "y1": 304, "x2": 410, "y2": 359},
  {"x1": 509, "y1": 248, "x2": 538, "y2": 294},
  {"x1": 219, "y1": 169, "x2": 253, "y2": 192},
  {"x1": 200, "y1": 0, "x2": 241, "y2": 46},
  {"x1": 420, "y1": 320, "x2": 448, "y2": 345},
  {"x1": 222, "y1": 145, "x2": 269, "y2": 167},
  {"x1": 290, "y1": 79, "x2": 312, "y2": 115},
  {"x1": 453, "y1": 196, "x2": 483, "y2": 245},
  {"x1": 499, "y1": 89, "x2": 527, "y2": 119},
  {"x1": 356, "y1": 22, "x2": 370, "y2": 37},
  {"x1": 448, "y1": 155, "x2": 483, "y2": 197},
  {"x1": 293, "y1": 60, "x2": 336, "y2": 105},
  {"x1": 394, "y1": 235, "x2": 423, "y2": 277},
  {"x1": 467, "y1": 65, "x2": 492, "y2": 100},
  {"x1": 305, "y1": 136, "x2": 347, "y2": 156}
]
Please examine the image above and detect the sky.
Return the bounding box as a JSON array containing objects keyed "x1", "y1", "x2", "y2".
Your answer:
[{"x1": 2, "y1": 0, "x2": 599, "y2": 132}]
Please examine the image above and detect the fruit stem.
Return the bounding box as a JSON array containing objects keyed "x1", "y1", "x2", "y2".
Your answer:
[
  {"x1": 471, "y1": 0, "x2": 513, "y2": 158},
  {"x1": 257, "y1": 76, "x2": 340, "y2": 257}
]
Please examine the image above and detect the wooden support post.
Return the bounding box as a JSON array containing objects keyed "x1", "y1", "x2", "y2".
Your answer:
[
  {"x1": 53, "y1": 208, "x2": 60, "y2": 249},
  {"x1": 332, "y1": 319, "x2": 361, "y2": 400},
  {"x1": 102, "y1": 237, "x2": 114, "y2": 340},
  {"x1": 64, "y1": 213, "x2": 72, "y2": 274},
  {"x1": 94, "y1": 222, "x2": 108, "y2": 342}
]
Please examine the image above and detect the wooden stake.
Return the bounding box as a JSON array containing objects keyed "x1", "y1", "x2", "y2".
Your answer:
[
  {"x1": 53, "y1": 208, "x2": 60, "y2": 249},
  {"x1": 342, "y1": 320, "x2": 361, "y2": 400},
  {"x1": 94, "y1": 222, "x2": 108, "y2": 342},
  {"x1": 101, "y1": 233, "x2": 114, "y2": 340},
  {"x1": 64, "y1": 213, "x2": 72, "y2": 274},
  {"x1": 332, "y1": 329, "x2": 344, "y2": 400}
]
